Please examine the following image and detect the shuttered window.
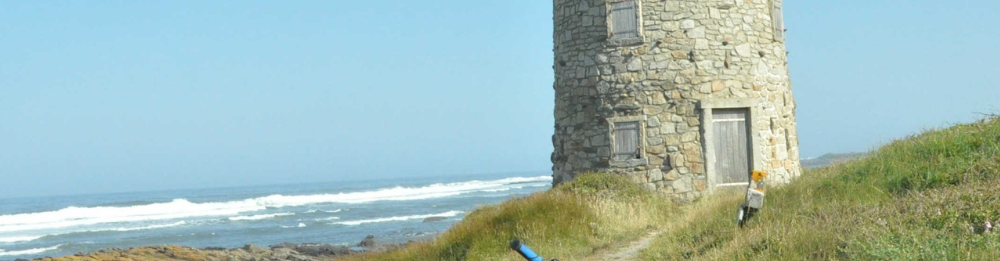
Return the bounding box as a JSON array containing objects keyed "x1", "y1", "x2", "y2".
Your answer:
[
  {"x1": 609, "y1": 1, "x2": 640, "y2": 41},
  {"x1": 712, "y1": 109, "x2": 751, "y2": 185},
  {"x1": 613, "y1": 121, "x2": 641, "y2": 161},
  {"x1": 772, "y1": 0, "x2": 785, "y2": 41}
]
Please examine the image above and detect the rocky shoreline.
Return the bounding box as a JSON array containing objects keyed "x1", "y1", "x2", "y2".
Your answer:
[{"x1": 20, "y1": 235, "x2": 408, "y2": 261}]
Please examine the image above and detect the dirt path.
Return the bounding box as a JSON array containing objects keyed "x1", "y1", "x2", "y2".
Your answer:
[{"x1": 586, "y1": 230, "x2": 662, "y2": 261}]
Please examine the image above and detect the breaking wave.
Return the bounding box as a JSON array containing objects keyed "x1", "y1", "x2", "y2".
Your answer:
[
  {"x1": 334, "y1": 211, "x2": 464, "y2": 226},
  {"x1": 0, "y1": 175, "x2": 551, "y2": 242},
  {"x1": 305, "y1": 209, "x2": 342, "y2": 214},
  {"x1": 0, "y1": 244, "x2": 61, "y2": 257},
  {"x1": 0, "y1": 235, "x2": 43, "y2": 244},
  {"x1": 228, "y1": 213, "x2": 294, "y2": 221},
  {"x1": 110, "y1": 221, "x2": 188, "y2": 232}
]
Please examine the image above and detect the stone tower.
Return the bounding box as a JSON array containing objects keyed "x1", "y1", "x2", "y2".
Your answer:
[{"x1": 551, "y1": 0, "x2": 801, "y2": 201}]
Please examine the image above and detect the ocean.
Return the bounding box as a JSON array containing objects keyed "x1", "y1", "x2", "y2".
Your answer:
[{"x1": 0, "y1": 172, "x2": 552, "y2": 260}]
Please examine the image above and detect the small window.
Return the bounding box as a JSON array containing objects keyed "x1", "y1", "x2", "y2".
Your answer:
[
  {"x1": 771, "y1": 0, "x2": 785, "y2": 42},
  {"x1": 607, "y1": 0, "x2": 643, "y2": 45},
  {"x1": 612, "y1": 121, "x2": 641, "y2": 161}
]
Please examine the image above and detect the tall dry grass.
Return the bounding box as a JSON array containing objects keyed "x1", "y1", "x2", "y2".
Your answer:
[{"x1": 334, "y1": 173, "x2": 675, "y2": 261}]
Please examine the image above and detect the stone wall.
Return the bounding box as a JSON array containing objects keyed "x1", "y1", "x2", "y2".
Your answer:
[{"x1": 551, "y1": 0, "x2": 801, "y2": 202}]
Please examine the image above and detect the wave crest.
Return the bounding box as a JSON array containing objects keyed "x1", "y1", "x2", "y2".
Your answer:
[
  {"x1": 334, "y1": 211, "x2": 464, "y2": 226},
  {"x1": 0, "y1": 244, "x2": 61, "y2": 257},
  {"x1": 228, "y1": 213, "x2": 294, "y2": 221},
  {"x1": 0, "y1": 175, "x2": 550, "y2": 242}
]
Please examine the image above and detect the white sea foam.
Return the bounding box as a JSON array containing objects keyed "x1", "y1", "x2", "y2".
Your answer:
[
  {"x1": 0, "y1": 244, "x2": 61, "y2": 257},
  {"x1": 315, "y1": 216, "x2": 340, "y2": 221},
  {"x1": 228, "y1": 213, "x2": 294, "y2": 221},
  {"x1": 0, "y1": 221, "x2": 188, "y2": 244},
  {"x1": 305, "y1": 209, "x2": 342, "y2": 214},
  {"x1": 280, "y1": 222, "x2": 308, "y2": 229},
  {"x1": 334, "y1": 211, "x2": 464, "y2": 226},
  {"x1": 110, "y1": 221, "x2": 188, "y2": 232},
  {"x1": 0, "y1": 235, "x2": 44, "y2": 243},
  {"x1": 0, "y1": 175, "x2": 550, "y2": 242}
]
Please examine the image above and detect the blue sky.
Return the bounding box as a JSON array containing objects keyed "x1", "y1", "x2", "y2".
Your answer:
[{"x1": 1, "y1": 1, "x2": 998, "y2": 198}]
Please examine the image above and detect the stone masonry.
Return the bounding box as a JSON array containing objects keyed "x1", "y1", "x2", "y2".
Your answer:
[{"x1": 551, "y1": 0, "x2": 801, "y2": 202}]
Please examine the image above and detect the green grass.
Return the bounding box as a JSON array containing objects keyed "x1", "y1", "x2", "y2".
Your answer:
[
  {"x1": 337, "y1": 116, "x2": 1000, "y2": 261},
  {"x1": 640, "y1": 116, "x2": 1000, "y2": 260},
  {"x1": 334, "y1": 173, "x2": 675, "y2": 261}
]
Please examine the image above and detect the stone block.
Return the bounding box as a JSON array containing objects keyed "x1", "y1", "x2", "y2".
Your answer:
[
  {"x1": 647, "y1": 116, "x2": 661, "y2": 127},
  {"x1": 672, "y1": 175, "x2": 693, "y2": 193},
  {"x1": 648, "y1": 136, "x2": 665, "y2": 146},
  {"x1": 694, "y1": 179, "x2": 706, "y2": 191},
  {"x1": 664, "y1": 170, "x2": 680, "y2": 181},
  {"x1": 695, "y1": 39, "x2": 709, "y2": 50},
  {"x1": 687, "y1": 27, "x2": 706, "y2": 38},
  {"x1": 649, "y1": 169, "x2": 664, "y2": 182},
  {"x1": 650, "y1": 92, "x2": 667, "y2": 105},
  {"x1": 735, "y1": 43, "x2": 753, "y2": 57},
  {"x1": 680, "y1": 19, "x2": 696, "y2": 29},
  {"x1": 681, "y1": 132, "x2": 698, "y2": 142},
  {"x1": 712, "y1": 80, "x2": 725, "y2": 92},
  {"x1": 646, "y1": 145, "x2": 665, "y2": 155}
]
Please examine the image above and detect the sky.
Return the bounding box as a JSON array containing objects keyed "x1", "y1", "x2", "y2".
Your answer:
[{"x1": 1, "y1": 1, "x2": 998, "y2": 198}]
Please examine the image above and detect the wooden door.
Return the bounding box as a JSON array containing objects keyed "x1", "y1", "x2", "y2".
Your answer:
[{"x1": 712, "y1": 109, "x2": 752, "y2": 186}]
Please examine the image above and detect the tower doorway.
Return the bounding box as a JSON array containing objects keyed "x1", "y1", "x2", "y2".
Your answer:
[{"x1": 711, "y1": 108, "x2": 752, "y2": 187}]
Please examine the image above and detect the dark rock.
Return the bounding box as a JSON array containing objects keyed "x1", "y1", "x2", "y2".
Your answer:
[
  {"x1": 422, "y1": 216, "x2": 447, "y2": 223},
  {"x1": 271, "y1": 242, "x2": 353, "y2": 257},
  {"x1": 288, "y1": 254, "x2": 315, "y2": 261},
  {"x1": 243, "y1": 244, "x2": 268, "y2": 254},
  {"x1": 202, "y1": 246, "x2": 227, "y2": 251},
  {"x1": 357, "y1": 235, "x2": 377, "y2": 248}
]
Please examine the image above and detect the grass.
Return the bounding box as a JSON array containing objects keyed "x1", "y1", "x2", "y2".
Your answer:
[
  {"x1": 334, "y1": 173, "x2": 675, "y2": 261},
  {"x1": 640, "y1": 115, "x2": 1000, "y2": 260},
  {"x1": 337, "y1": 115, "x2": 1000, "y2": 261}
]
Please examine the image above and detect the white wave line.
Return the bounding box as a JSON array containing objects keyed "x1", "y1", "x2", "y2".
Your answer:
[
  {"x1": 0, "y1": 235, "x2": 44, "y2": 244},
  {"x1": 0, "y1": 175, "x2": 550, "y2": 236},
  {"x1": 0, "y1": 221, "x2": 188, "y2": 244},
  {"x1": 228, "y1": 213, "x2": 295, "y2": 221},
  {"x1": 305, "y1": 209, "x2": 342, "y2": 214},
  {"x1": 111, "y1": 221, "x2": 188, "y2": 232},
  {"x1": 0, "y1": 244, "x2": 61, "y2": 256},
  {"x1": 334, "y1": 211, "x2": 464, "y2": 226}
]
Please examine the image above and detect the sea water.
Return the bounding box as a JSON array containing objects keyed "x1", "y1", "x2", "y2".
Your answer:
[{"x1": 0, "y1": 172, "x2": 552, "y2": 260}]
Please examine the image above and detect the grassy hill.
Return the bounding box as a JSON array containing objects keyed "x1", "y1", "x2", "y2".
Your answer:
[
  {"x1": 640, "y1": 115, "x2": 1000, "y2": 260},
  {"x1": 336, "y1": 116, "x2": 1000, "y2": 260}
]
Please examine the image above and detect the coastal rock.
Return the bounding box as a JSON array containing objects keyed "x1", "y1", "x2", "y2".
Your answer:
[
  {"x1": 242, "y1": 244, "x2": 269, "y2": 255},
  {"x1": 272, "y1": 247, "x2": 314, "y2": 261},
  {"x1": 33, "y1": 235, "x2": 400, "y2": 261},
  {"x1": 357, "y1": 235, "x2": 377, "y2": 248},
  {"x1": 274, "y1": 242, "x2": 352, "y2": 257}
]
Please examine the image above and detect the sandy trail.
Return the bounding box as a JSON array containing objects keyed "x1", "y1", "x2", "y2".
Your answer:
[{"x1": 585, "y1": 229, "x2": 661, "y2": 261}]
